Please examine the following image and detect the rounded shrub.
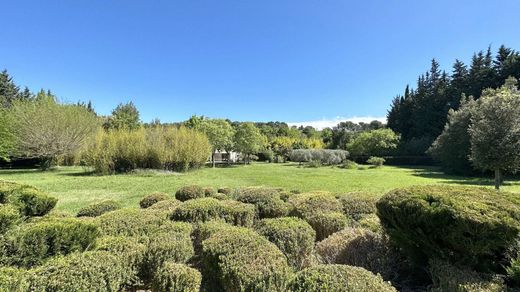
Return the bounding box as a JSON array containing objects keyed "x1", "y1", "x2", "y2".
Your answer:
[
  {"x1": 305, "y1": 212, "x2": 349, "y2": 241},
  {"x1": 145, "y1": 199, "x2": 182, "y2": 219},
  {"x1": 4, "y1": 217, "x2": 99, "y2": 267},
  {"x1": 152, "y1": 262, "x2": 202, "y2": 292},
  {"x1": 30, "y1": 251, "x2": 128, "y2": 291},
  {"x1": 357, "y1": 213, "x2": 382, "y2": 233},
  {"x1": 201, "y1": 228, "x2": 291, "y2": 291},
  {"x1": 376, "y1": 185, "x2": 520, "y2": 272},
  {"x1": 0, "y1": 267, "x2": 30, "y2": 292},
  {"x1": 171, "y1": 197, "x2": 255, "y2": 227},
  {"x1": 217, "y1": 187, "x2": 232, "y2": 195},
  {"x1": 507, "y1": 252, "x2": 520, "y2": 287},
  {"x1": 315, "y1": 227, "x2": 400, "y2": 280},
  {"x1": 0, "y1": 204, "x2": 20, "y2": 234},
  {"x1": 204, "y1": 187, "x2": 216, "y2": 197},
  {"x1": 255, "y1": 217, "x2": 316, "y2": 270},
  {"x1": 367, "y1": 156, "x2": 385, "y2": 167},
  {"x1": 191, "y1": 221, "x2": 250, "y2": 254},
  {"x1": 233, "y1": 187, "x2": 291, "y2": 218},
  {"x1": 139, "y1": 192, "x2": 170, "y2": 208},
  {"x1": 0, "y1": 181, "x2": 57, "y2": 217},
  {"x1": 175, "y1": 185, "x2": 205, "y2": 201},
  {"x1": 289, "y1": 264, "x2": 396, "y2": 292},
  {"x1": 289, "y1": 192, "x2": 343, "y2": 218},
  {"x1": 76, "y1": 200, "x2": 121, "y2": 217},
  {"x1": 335, "y1": 194, "x2": 377, "y2": 220}
]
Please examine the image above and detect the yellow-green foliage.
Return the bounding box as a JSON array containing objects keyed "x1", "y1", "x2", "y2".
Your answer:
[
  {"x1": 191, "y1": 221, "x2": 253, "y2": 254},
  {"x1": 0, "y1": 267, "x2": 30, "y2": 292},
  {"x1": 0, "y1": 204, "x2": 20, "y2": 234},
  {"x1": 171, "y1": 197, "x2": 255, "y2": 227},
  {"x1": 201, "y1": 228, "x2": 291, "y2": 291},
  {"x1": 76, "y1": 200, "x2": 121, "y2": 217},
  {"x1": 289, "y1": 264, "x2": 397, "y2": 292},
  {"x1": 255, "y1": 217, "x2": 316, "y2": 270},
  {"x1": 83, "y1": 126, "x2": 211, "y2": 174},
  {"x1": 0, "y1": 180, "x2": 57, "y2": 217},
  {"x1": 233, "y1": 187, "x2": 291, "y2": 218},
  {"x1": 377, "y1": 185, "x2": 520, "y2": 272},
  {"x1": 335, "y1": 194, "x2": 377, "y2": 220},
  {"x1": 152, "y1": 262, "x2": 202, "y2": 292}
]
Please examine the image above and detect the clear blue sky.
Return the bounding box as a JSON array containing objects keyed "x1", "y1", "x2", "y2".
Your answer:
[{"x1": 2, "y1": 0, "x2": 520, "y2": 126}]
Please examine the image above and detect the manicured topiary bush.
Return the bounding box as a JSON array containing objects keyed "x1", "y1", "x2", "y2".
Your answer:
[
  {"x1": 0, "y1": 204, "x2": 20, "y2": 233},
  {"x1": 139, "y1": 192, "x2": 170, "y2": 208},
  {"x1": 316, "y1": 227, "x2": 400, "y2": 280},
  {"x1": 357, "y1": 213, "x2": 382, "y2": 233},
  {"x1": 204, "y1": 187, "x2": 216, "y2": 197},
  {"x1": 305, "y1": 212, "x2": 349, "y2": 241},
  {"x1": 508, "y1": 253, "x2": 520, "y2": 287},
  {"x1": 152, "y1": 262, "x2": 202, "y2": 292},
  {"x1": 30, "y1": 251, "x2": 128, "y2": 291},
  {"x1": 217, "y1": 187, "x2": 232, "y2": 195},
  {"x1": 175, "y1": 185, "x2": 205, "y2": 201},
  {"x1": 377, "y1": 185, "x2": 520, "y2": 272},
  {"x1": 76, "y1": 200, "x2": 121, "y2": 217},
  {"x1": 191, "y1": 221, "x2": 251, "y2": 254},
  {"x1": 171, "y1": 198, "x2": 255, "y2": 227},
  {"x1": 4, "y1": 218, "x2": 99, "y2": 267},
  {"x1": 201, "y1": 228, "x2": 291, "y2": 291},
  {"x1": 0, "y1": 181, "x2": 57, "y2": 217},
  {"x1": 335, "y1": 194, "x2": 377, "y2": 220},
  {"x1": 289, "y1": 264, "x2": 396, "y2": 292},
  {"x1": 289, "y1": 193, "x2": 343, "y2": 217},
  {"x1": 233, "y1": 187, "x2": 291, "y2": 218},
  {"x1": 0, "y1": 267, "x2": 30, "y2": 292},
  {"x1": 255, "y1": 217, "x2": 316, "y2": 270}
]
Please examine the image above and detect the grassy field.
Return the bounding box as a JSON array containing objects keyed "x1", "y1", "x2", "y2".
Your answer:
[{"x1": 0, "y1": 163, "x2": 518, "y2": 214}]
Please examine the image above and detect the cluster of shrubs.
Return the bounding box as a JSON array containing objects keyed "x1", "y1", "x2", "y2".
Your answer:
[
  {"x1": 289, "y1": 149, "x2": 349, "y2": 165},
  {"x1": 2, "y1": 180, "x2": 519, "y2": 291},
  {"x1": 82, "y1": 126, "x2": 211, "y2": 174}
]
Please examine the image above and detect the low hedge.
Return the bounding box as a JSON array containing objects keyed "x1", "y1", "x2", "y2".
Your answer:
[
  {"x1": 233, "y1": 187, "x2": 291, "y2": 218},
  {"x1": 152, "y1": 262, "x2": 202, "y2": 292},
  {"x1": 140, "y1": 192, "x2": 170, "y2": 208},
  {"x1": 30, "y1": 251, "x2": 128, "y2": 291},
  {"x1": 201, "y1": 228, "x2": 291, "y2": 291},
  {"x1": 0, "y1": 181, "x2": 57, "y2": 217},
  {"x1": 289, "y1": 264, "x2": 396, "y2": 292},
  {"x1": 255, "y1": 217, "x2": 315, "y2": 270},
  {"x1": 76, "y1": 200, "x2": 121, "y2": 217},
  {"x1": 376, "y1": 185, "x2": 520, "y2": 272},
  {"x1": 175, "y1": 185, "x2": 205, "y2": 201},
  {"x1": 305, "y1": 212, "x2": 349, "y2": 241},
  {"x1": 171, "y1": 198, "x2": 255, "y2": 227},
  {"x1": 335, "y1": 194, "x2": 377, "y2": 220},
  {"x1": 4, "y1": 218, "x2": 99, "y2": 267},
  {"x1": 289, "y1": 192, "x2": 343, "y2": 217},
  {"x1": 0, "y1": 267, "x2": 30, "y2": 292},
  {"x1": 0, "y1": 204, "x2": 20, "y2": 234}
]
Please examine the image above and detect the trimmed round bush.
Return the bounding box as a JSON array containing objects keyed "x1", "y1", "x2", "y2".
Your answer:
[
  {"x1": 30, "y1": 251, "x2": 128, "y2": 291},
  {"x1": 76, "y1": 200, "x2": 121, "y2": 217},
  {"x1": 201, "y1": 228, "x2": 291, "y2": 291},
  {"x1": 140, "y1": 192, "x2": 170, "y2": 208},
  {"x1": 289, "y1": 192, "x2": 343, "y2": 217},
  {"x1": 171, "y1": 197, "x2": 255, "y2": 227},
  {"x1": 0, "y1": 181, "x2": 57, "y2": 217},
  {"x1": 145, "y1": 199, "x2": 182, "y2": 219},
  {"x1": 4, "y1": 217, "x2": 99, "y2": 267},
  {"x1": 204, "y1": 187, "x2": 216, "y2": 197},
  {"x1": 507, "y1": 253, "x2": 520, "y2": 287},
  {"x1": 335, "y1": 194, "x2": 377, "y2": 220},
  {"x1": 191, "y1": 221, "x2": 251, "y2": 254},
  {"x1": 377, "y1": 185, "x2": 520, "y2": 272},
  {"x1": 316, "y1": 227, "x2": 400, "y2": 280},
  {"x1": 0, "y1": 267, "x2": 30, "y2": 292},
  {"x1": 289, "y1": 264, "x2": 396, "y2": 292},
  {"x1": 0, "y1": 204, "x2": 20, "y2": 234},
  {"x1": 152, "y1": 262, "x2": 202, "y2": 292},
  {"x1": 175, "y1": 185, "x2": 205, "y2": 201},
  {"x1": 357, "y1": 213, "x2": 382, "y2": 233},
  {"x1": 255, "y1": 217, "x2": 316, "y2": 270},
  {"x1": 217, "y1": 187, "x2": 232, "y2": 195},
  {"x1": 233, "y1": 187, "x2": 291, "y2": 218},
  {"x1": 305, "y1": 212, "x2": 349, "y2": 241}
]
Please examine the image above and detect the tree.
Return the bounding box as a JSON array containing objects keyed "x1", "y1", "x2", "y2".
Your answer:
[
  {"x1": 0, "y1": 70, "x2": 20, "y2": 107},
  {"x1": 233, "y1": 122, "x2": 267, "y2": 164},
  {"x1": 0, "y1": 107, "x2": 15, "y2": 160},
  {"x1": 8, "y1": 94, "x2": 100, "y2": 169},
  {"x1": 346, "y1": 128, "x2": 400, "y2": 157},
  {"x1": 469, "y1": 77, "x2": 520, "y2": 189},
  {"x1": 105, "y1": 102, "x2": 141, "y2": 130},
  {"x1": 199, "y1": 119, "x2": 235, "y2": 167}
]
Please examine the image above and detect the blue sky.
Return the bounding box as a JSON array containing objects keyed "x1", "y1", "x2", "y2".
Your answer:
[{"x1": 2, "y1": 0, "x2": 520, "y2": 127}]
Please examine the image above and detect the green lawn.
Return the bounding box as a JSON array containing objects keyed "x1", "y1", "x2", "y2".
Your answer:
[{"x1": 0, "y1": 163, "x2": 518, "y2": 214}]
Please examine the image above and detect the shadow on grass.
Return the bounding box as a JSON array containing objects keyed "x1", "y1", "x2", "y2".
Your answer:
[
  {"x1": 411, "y1": 167, "x2": 520, "y2": 187},
  {"x1": 58, "y1": 170, "x2": 97, "y2": 177},
  {"x1": 0, "y1": 168, "x2": 41, "y2": 175}
]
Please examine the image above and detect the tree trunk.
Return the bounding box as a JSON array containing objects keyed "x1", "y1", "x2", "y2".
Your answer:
[
  {"x1": 494, "y1": 169, "x2": 501, "y2": 190},
  {"x1": 212, "y1": 151, "x2": 215, "y2": 168}
]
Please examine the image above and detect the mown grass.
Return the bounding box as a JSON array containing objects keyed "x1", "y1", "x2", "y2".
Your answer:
[{"x1": 0, "y1": 163, "x2": 518, "y2": 214}]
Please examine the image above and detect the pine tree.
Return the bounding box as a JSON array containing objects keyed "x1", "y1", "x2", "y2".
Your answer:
[{"x1": 0, "y1": 70, "x2": 20, "y2": 107}]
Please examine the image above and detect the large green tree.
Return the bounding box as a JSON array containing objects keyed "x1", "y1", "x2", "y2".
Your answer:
[
  {"x1": 469, "y1": 77, "x2": 520, "y2": 189},
  {"x1": 0, "y1": 108, "x2": 15, "y2": 160},
  {"x1": 105, "y1": 102, "x2": 141, "y2": 130},
  {"x1": 346, "y1": 128, "x2": 399, "y2": 157},
  {"x1": 199, "y1": 119, "x2": 235, "y2": 167},
  {"x1": 233, "y1": 122, "x2": 267, "y2": 164},
  {"x1": 0, "y1": 70, "x2": 20, "y2": 107}
]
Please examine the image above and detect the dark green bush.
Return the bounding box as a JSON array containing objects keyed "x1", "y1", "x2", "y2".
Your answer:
[
  {"x1": 429, "y1": 259, "x2": 505, "y2": 292},
  {"x1": 376, "y1": 185, "x2": 520, "y2": 272},
  {"x1": 5, "y1": 218, "x2": 98, "y2": 267},
  {"x1": 76, "y1": 200, "x2": 121, "y2": 217},
  {"x1": 139, "y1": 192, "x2": 170, "y2": 208},
  {"x1": 201, "y1": 228, "x2": 291, "y2": 291},
  {"x1": 289, "y1": 264, "x2": 396, "y2": 292},
  {"x1": 0, "y1": 181, "x2": 57, "y2": 217},
  {"x1": 30, "y1": 251, "x2": 128, "y2": 291},
  {"x1": 152, "y1": 262, "x2": 202, "y2": 292},
  {"x1": 171, "y1": 198, "x2": 255, "y2": 227},
  {"x1": 305, "y1": 212, "x2": 349, "y2": 241},
  {"x1": 217, "y1": 187, "x2": 232, "y2": 195},
  {"x1": 233, "y1": 187, "x2": 291, "y2": 218},
  {"x1": 0, "y1": 204, "x2": 20, "y2": 233},
  {"x1": 204, "y1": 187, "x2": 216, "y2": 196},
  {"x1": 315, "y1": 227, "x2": 401, "y2": 280},
  {"x1": 255, "y1": 217, "x2": 315, "y2": 270},
  {"x1": 0, "y1": 267, "x2": 30, "y2": 292},
  {"x1": 335, "y1": 194, "x2": 377, "y2": 220},
  {"x1": 175, "y1": 185, "x2": 205, "y2": 201},
  {"x1": 191, "y1": 221, "x2": 249, "y2": 254},
  {"x1": 508, "y1": 253, "x2": 520, "y2": 287}
]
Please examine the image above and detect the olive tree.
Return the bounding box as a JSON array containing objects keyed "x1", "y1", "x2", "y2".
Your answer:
[
  {"x1": 469, "y1": 77, "x2": 520, "y2": 190},
  {"x1": 233, "y1": 122, "x2": 267, "y2": 164},
  {"x1": 8, "y1": 95, "x2": 100, "y2": 169}
]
